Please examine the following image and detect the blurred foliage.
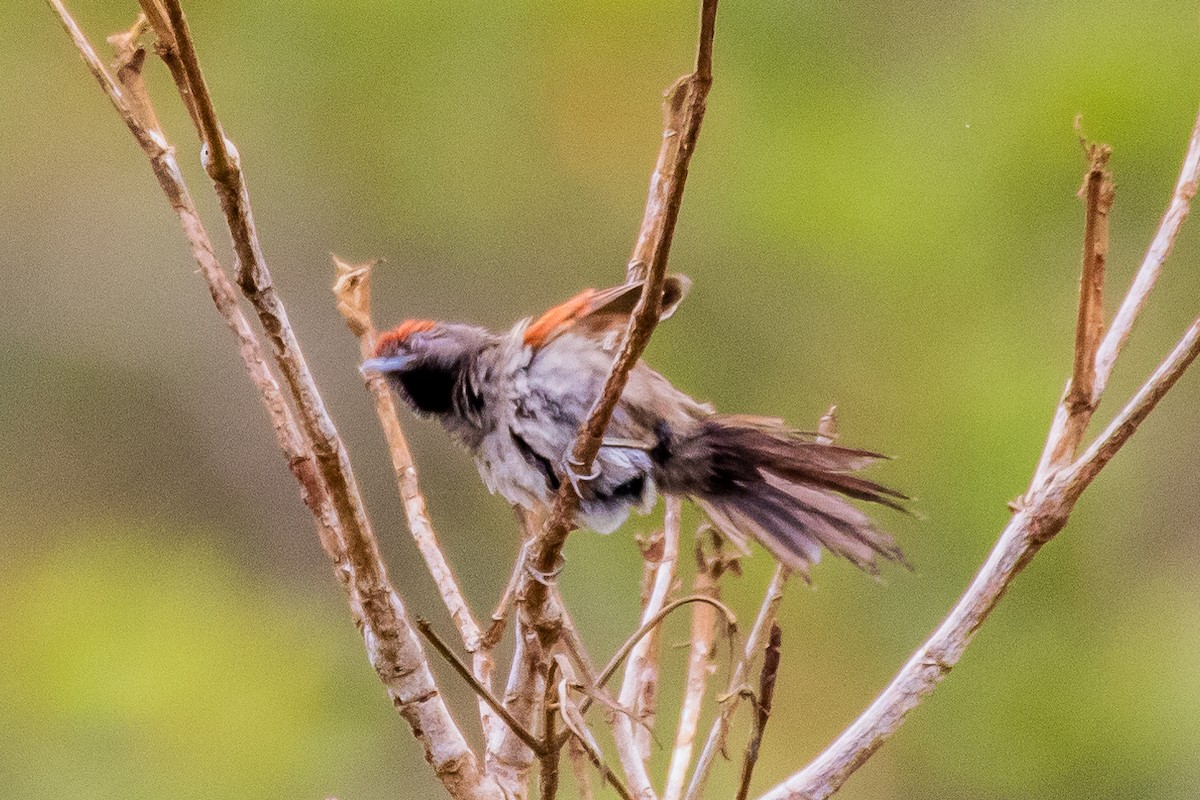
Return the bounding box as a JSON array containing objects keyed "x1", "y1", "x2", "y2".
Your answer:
[{"x1": 3, "y1": 0, "x2": 1200, "y2": 798}]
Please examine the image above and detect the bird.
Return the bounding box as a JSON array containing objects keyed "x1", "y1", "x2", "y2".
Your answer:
[{"x1": 361, "y1": 275, "x2": 907, "y2": 578}]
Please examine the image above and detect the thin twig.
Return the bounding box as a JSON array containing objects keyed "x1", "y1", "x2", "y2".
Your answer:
[
  {"x1": 518, "y1": 0, "x2": 719, "y2": 615},
  {"x1": 686, "y1": 563, "x2": 787, "y2": 800},
  {"x1": 663, "y1": 532, "x2": 729, "y2": 800},
  {"x1": 488, "y1": 610, "x2": 544, "y2": 798},
  {"x1": 594, "y1": 595, "x2": 736, "y2": 699},
  {"x1": 735, "y1": 624, "x2": 782, "y2": 800},
  {"x1": 1067, "y1": 143, "x2": 1112, "y2": 412},
  {"x1": 157, "y1": 0, "x2": 230, "y2": 181},
  {"x1": 49, "y1": 3, "x2": 341, "y2": 574},
  {"x1": 620, "y1": 496, "x2": 683, "y2": 760},
  {"x1": 1043, "y1": 143, "x2": 1114, "y2": 470},
  {"x1": 507, "y1": 4, "x2": 720, "y2": 796},
  {"x1": 540, "y1": 661, "x2": 562, "y2": 800},
  {"x1": 48, "y1": 6, "x2": 499, "y2": 798},
  {"x1": 554, "y1": 655, "x2": 636, "y2": 800},
  {"x1": 557, "y1": 601, "x2": 657, "y2": 799},
  {"x1": 485, "y1": 508, "x2": 541, "y2": 650},
  {"x1": 133, "y1": 0, "x2": 202, "y2": 134},
  {"x1": 568, "y1": 736, "x2": 596, "y2": 800},
  {"x1": 1034, "y1": 110, "x2": 1200, "y2": 484},
  {"x1": 417, "y1": 619, "x2": 545, "y2": 756},
  {"x1": 627, "y1": 0, "x2": 719, "y2": 282},
  {"x1": 757, "y1": 116, "x2": 1200, "y2": 800},
  {"x1": 1071, "y1": 317, "x2": 1200, "y2": 487},
  {"x1": 333, "y1": 256, "x2": 496, "y2": 737},
  {"x1": 547, "y1": 594, "x2": 734, "y2": 758},
  {"x1": 558, "y1": 593, "x2": 602, "y2": 680}
]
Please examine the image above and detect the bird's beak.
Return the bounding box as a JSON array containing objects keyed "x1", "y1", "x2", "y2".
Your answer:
[{"x1": 360, "y1": 354, "x2": 413, "y2": 376}]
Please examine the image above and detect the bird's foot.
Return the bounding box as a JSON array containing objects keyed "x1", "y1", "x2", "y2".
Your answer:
[{"x1": 562, "y1": 455, "x2": 600, "y2": 500}]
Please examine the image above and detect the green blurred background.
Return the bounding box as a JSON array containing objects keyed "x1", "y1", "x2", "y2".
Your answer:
[{"x1": 4, "y1": 0, "x2": 1200, "y2": 797}]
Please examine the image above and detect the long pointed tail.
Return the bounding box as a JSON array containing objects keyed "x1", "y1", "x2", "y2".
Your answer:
[{"x1": 656, "y1": 415, "x2": 908, "y2": 578}]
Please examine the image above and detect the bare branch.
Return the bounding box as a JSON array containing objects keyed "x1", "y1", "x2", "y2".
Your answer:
[
  {"x1": 1067, "y1": 143, "x2": 1113, "y2": 413},
  {"x1": 553, "y1": 655, "x2": 636, "y2": 800},
  {"x1": 627, "y1": 0, "x2": 718, "y2": 282},
  {"x1": 594, "y1": 595, "x2": 736, "y2": 698},
  {"x1": 686, "y1": 564, "x2": 787, "y2": 800},
  {"x1": 620, "y1": 496, "x2": 683, "y2": 760},
  {"x1": 1094, "y1": 111, "x2": 1200, "y2": 393},
  {"x1": 1035, "y1": 110, "x2": 1200, "y2": 483},
  {"x1": 47, "y1": 1, "x2": 339, "y2": 570},
  {"x1": 417, "y1": 619, "x2": 544, "y2": 756},
  {"x1": 334, "y1": 256, "x2": 496, "y2": 737},
  {"x1": 1039, "y1": 143, "x2": 1114, "y2": 472},
  {"x1": 49, "y1": 5, "x2": 499, "y2": 797},
  {"x1": 1072, "y1": 317, "x2": 1200, "y2": 486},
  {"x1": 556, "y1": 601, "x2": 661, "y2": 800},
  {"x1": 758, "y1": 344, "x2": 1200, "y2": 800},
  {"x1": 485, "y1": 507, "x2": 541, "y2": 651},
  {"x1": 488, "y1": 594, "x2": 544, "y2": 799},
  {"x1": 735, "y1": 624, "x2": 782, "y2": 800},
  {"x1": 663, "y1": 532, "x2": 730, "y2": 800},
  {"x1": 506, "y1": 4, "x2": 719, "y2": 796},
  {"x1": 757, "y1": 113, "x2": 1200, "y2": 800},
  {"x1": 568, "y1": 736, "x2": 596, "y2": 800},
  {"x1": 155, "y1": 0, "x2": 231, "y2": 181},
  {"x1": 540, "y1": 660, "x2": 562, "y2": 800},
  {"x1": 519, "y1": 0, "x2": 719, "y2": 608}
]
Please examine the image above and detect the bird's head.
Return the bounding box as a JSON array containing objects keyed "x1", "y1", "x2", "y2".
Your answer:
[{"x1": 361, "y1": 320, "x2": 494, "y2": 416}]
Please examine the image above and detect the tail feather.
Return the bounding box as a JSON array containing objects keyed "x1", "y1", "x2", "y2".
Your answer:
[
  {"x1": 695, "y1": 497, "x2": 819, "y2": 581},
  {"x1": 760, "y1": 477, "x2": 907, "y2": 570},
  {"x1": 660, "y1": 415, "x2": 908, "y2": 575}
]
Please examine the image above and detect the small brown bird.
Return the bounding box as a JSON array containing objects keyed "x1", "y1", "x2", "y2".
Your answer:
[{"x1": 362, "y1": 275, "x2": 906, "y2": 577}]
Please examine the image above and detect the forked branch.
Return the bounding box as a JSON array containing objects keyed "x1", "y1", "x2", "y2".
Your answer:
[
  {"x1": 48, "y1": 5, "x2": 499, "y2": 798},
  {"x1": 334, "y1": 256, "x2": 497, "y2": 739},
  {"x1": 755, "y1": 114, "x2": 1200, "y2": 800},
  {"x1": 500, "y1": 2, "x2": 720, "y2": 796}
]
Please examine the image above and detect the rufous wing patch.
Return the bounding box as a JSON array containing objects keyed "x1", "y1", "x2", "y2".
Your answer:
[
  {"x1": 522, "y1": 288, "x2": 604, "y2": 348},
  {"x1": 522, "y1": 275, "x2": 690, "y2": 349}
]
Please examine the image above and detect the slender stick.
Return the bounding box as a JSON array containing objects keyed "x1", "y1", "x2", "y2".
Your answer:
[
  {"x1": 488, "y1": 606, "x2": 544, "y2": 799},
  {"x1": 594, "y1": 596, "x2": 735, "y2": 700},
  {"x1": 485, "y1": 508, "x2": 541, "y2": 650},
  {"x1": 567, "y1": 736, "x2": 596, "y2": 800},
  {"x1": 1093, "y1": 111, "x2": 1200, "y2": 395},
  {"x1": 518, "y1": 0, "x2": 719, "y2": 616},
  {"x1": 619, "y1": 497, "x2": 682, "y2": 760},
  {"x1": 48, "y1": 6, "x2": 499, "y2": 798},
  {"x1": 557, "y1": 602, "x2": 661, "y2": 799},
  {"x1": 334, "y1": 256, "x2": 496, "y2": 737},
  {"x1": 735, "y1": 624, "x2": 782, "y2": 800},
  {"x1": 540, "y1": 659, "x2": 562, "y2": 800},
  {"x1": 1071, "y1": 317, "x2": 1200, "y2": 487},
  {"x1": 663, "y1": 534, "x2": 727, "y2": 800},
  {"x1": 627, "y1": 0, "x2": 719, "y2": 282},
  {"x1": 48, "y1": 4, "x2": 339, "y2": 567},
  {"x1": 417, "y1": 620, "x2": 543, "y2": 756},
  {"x1": 686, "y1": 564, "x2": 788, "y2": 800},
  {"x1": 505, "y1": 4, "x2": 720, "y2": 796},
  {"x1": 1067, "y1": 143, "x2": 1112, "y2": 414},
  {"x1": 1034, "y1": 110, "x2": 1200, "y2": 484},
  {"x1": 757, "y1": 120, "x2": 1200, "y2": 799},
  {"x1": 1038, "y1": 144, "x2": 1114, "y2": 473}
]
